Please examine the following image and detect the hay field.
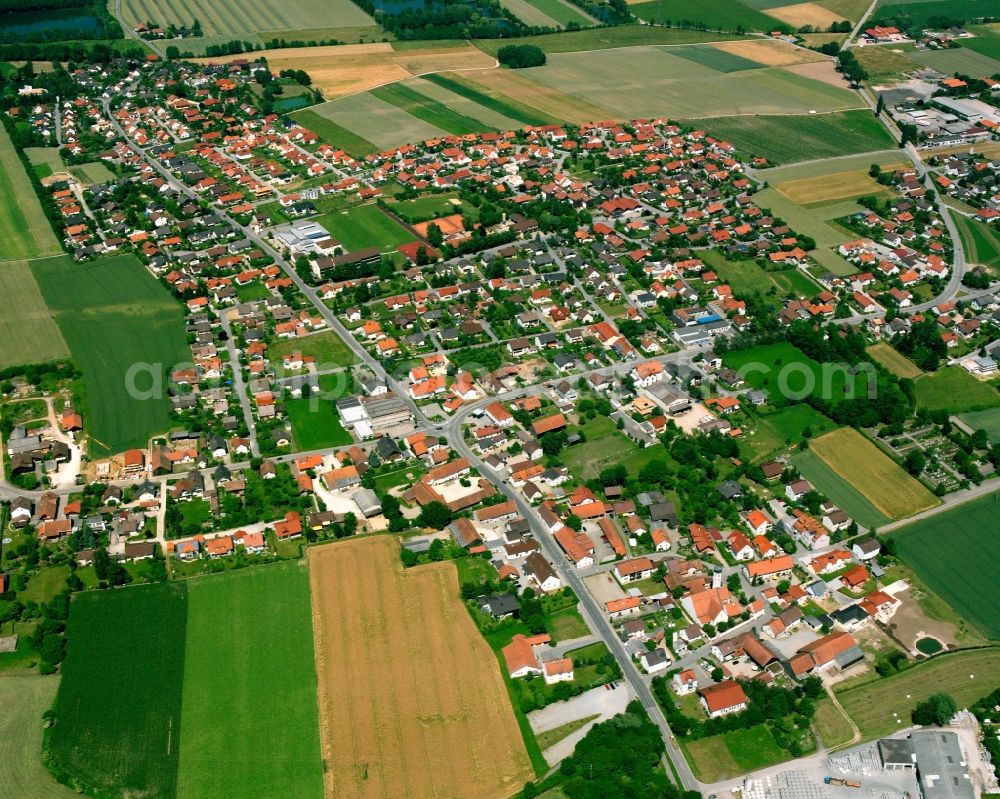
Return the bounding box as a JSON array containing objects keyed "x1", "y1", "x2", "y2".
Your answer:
[
  {"x1": 308, "y1": 93, "x2": 448, "y2": 150},
  {"x1": 765, "y1": 1, "x2": 843, "y2": 28},
  {"x1": 774, "y1": 167, "x2": 896, "y2": 204},
  {"x1": 0, "y1": 258, "x2": 69, "y2": 368},
  {"x1": 0, "y1": 673, "x2": 79, "y2": 799},
  {"x1": 457, "y1": 67, "x2": 613, "y2": 124},
  {"x1": 519, "y1": 46, "x2": 860, "y2": 119},
  {"x1": 118, "y1": 0, "x2": 374, "y2": 40},
  {"x1": 710, "y1": 37, "x2": 826, "y2": 66},
  {"x1": 310, "y1": 536, "x2": 532, "y2": 799},
  {"x1": 201, "y1": 43, "x2": 495, "y2": 99},
  {"x1": 0, "y1": 124, "x2": 61, "y2": 261},
  {"x1": 406, "y1": 76, "x2": 523, "y2": 131},
  {"x1": 867, "y1": 342, "x2": 923, "y2": 379},
  {"x1": 809, "y1": 427, "x2": 939, "y2": 520}
]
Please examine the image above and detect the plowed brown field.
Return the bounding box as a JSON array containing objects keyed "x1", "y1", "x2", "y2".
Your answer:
[{"x1": 309, "y1": 536, "x2": 531, "y2": 799}]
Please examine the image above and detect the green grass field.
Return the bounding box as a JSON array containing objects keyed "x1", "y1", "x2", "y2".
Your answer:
[
  {"x1": 269, "y1": 330, "x2": 357, "y2": 369},
  {"x1": 0, "y1": 258, "x2": 69, "y2": 368},
  {"x1": 700, "y1": 250, "x2": 821, "y2": 297},
  {"x1": 0, "y1": 125, "x2": 61, "y2": 261},
  {"x1": 915, "y1": 367, "x2": 1000, "y2": 414},
  {"x1": 286, "y1": 395, "x2": 353, "y2": 449},
  {"x1": 957, "y1": 408, "x2": 1000, "y2": 444},
  {"x1": 854, "y1": 44, "x2": 919, "y2": 82},
  {"x1": 837, "y1": 648, "x2": 1000, "y2": 739},
  {"x1": 562, "y1": 415, "x2": 640, "y2": 480},
  {"x1": 742, "y1": 404, "x2": 836, "y2": 462},
  {"x1": 688, "y1": 110, "x2": 896, "y2": 165},
  {"x1": 474, "y1": 24, "x2": 742, "y2": 55},
  {"x1": 385, "y1": 192, "x2": 463, "y2": 221},
  {"x1": 547, "y1": 606, "x2": 589, "y2": 641},
  {"x1": 423, "y1": 73, "x2": 559, "y2": 127},
  {"x1": 290, "y1": 108, "x2": 377, "y2": 157},
  {"x1": 684, "y1": 723, "x2": 790, "y2": 782},
  {"x1": 371, "y1": 82, "x2": 497, "y2": 136},
  {"x1": 891, "y1": 494, "x2": 1000, "y2": 640},
  {"x1": 792, "y1": 447, "x2": 894, "y2": 528},
  {"x1": 723, "y1": 342, "x2": 875, "y2": 405},
  {"x1": 910, "y1": 46, "x2": 1000, "y2": 77},
  {"x1": 954, "y1": 213, "x2": 1000, "y2": 275},
  {"x1": 33, "y1": 254, "x2": 189, "y2": 457},
  {"x1": 315, "y1": 203, "x2": 416, "y2": 253},
  {"x1": 306, "y1": 92, "x2": 448, "y2": 152},
  {"x1": 630, "y1": 0, "x2": 788, "y2": 31},
  {"x1": 0, "y1": 673, "x2": 79, "y2": 799},
  {"x1": 812, "y1": 698, "x2": 856, "y2": 749},
  {"x1": 963, "y1": 25, "x2": 1000, "y2": 60},
  {"x1": 670, "y1": 43, "x2": 763, "y2": 72},
  {"x1": 177, "y1": 563, "x2": 323, "y2": 799},
  {"x1": 807, "y1": 427, "x2": 939, "y2": 521},
  {"x1": 873, "y1": 0, "x2": 1000, "y2": 27},
  {"x1": 50, "y1": 583, "x2": 188, "y2": 799}
]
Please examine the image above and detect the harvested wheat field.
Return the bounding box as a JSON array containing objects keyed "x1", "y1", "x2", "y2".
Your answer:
[
  {"x1": 710, "y1": 38, "x2": 824, "y2": 66},
  {"x1": 457, "y1": 67, "x2": 613, "y2": 124},
  {"x1": 766, "y1": 2, "x2": 843, "y2": 29},
  {"x1": 200, "y1": 43, "x2": 496, "y2": 99},
  {"x1": 310, "y1": 536, "x2": 531, "y2": 799},
  {"x1": 775, "y1": 167, "x2": 901, "y2": 204},
  {"x1": 782, "y1": 59, "x2": 851, "y2": 88}
]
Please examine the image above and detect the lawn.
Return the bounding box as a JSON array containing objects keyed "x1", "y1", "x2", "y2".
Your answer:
[
  {"x1": 957, "y1": 408, "x2": 1000, "y2": 444},
  {"x1": 954, "y1": 213, "x2": 1000, "y2": 275},
  {"x1": 0, "y1": 124, "x2": 61, "y2": 261},
  {"x1": 177, "y1": 562, "x2": 323, "y2": 799},
  {"x1": 235, "y1": 280, "x2": 272, "y2": 301},
  {"x1": 0, "y1": 258, "x2": 69, "y2": 368},
  {"x1": 269, "y1": 330, "x2": 357, "y2": 369},
  {"x1": 315, "y1": 203, "x2": 416, "y2": 253},
  {"x1": 836, "y1": 648, "x2": 1000, "y2": 740},
  {"x1": 33, "y1": 254, "x2": 190, "y2": 457},
  {"x1": 49, "y1": 582, "x2": 189, "y2": 799},
  {"x1": 290, "y1": 108, "x2": 377, "y2": 157},
  {"x1": 687, "y1": 110, "x2": 895, "y2": 165},
  {"x1": 371, "y1": 82, "x2": 496, "y2": 136},
  {"x1": 286, "y1": 394, "x2": 353, "y2": 450},
  {"x1": 547, "y1": 606, "x2": 589, "y2": 642},
  {"x1": 915, "y1": 367, "x2": 1000, "y2": 414},
  {"x1": 683, "y1": 723, "x2": 790, "y2": 782},
  {"x1": 806, "y1": 427, "x2": 939, "y2": 520},
  {"x1": 0, "y1": 673, "x2": 79, "y2": 799},
  {"x1": 561, "y1": 415, "x2": 638, "y2": 480},
  {"x1": 812, "y1": 698, "x2": 856, "y2": 749},
  {"x1": 535, "y1": 714, "x2": 599, "y2": 751},
  {"x1": 792, "y1": 448, "x2": 894, "y2": 528},
  {"x1": 890, "y1": 494, "x2": 1000, "y2": 640},
  {"x1": 867, "y1": 342, "x2": 923, "y2": 379},
  {"x1": 20, "y1": 565, "x2": 69, "y2": 605},
  {"x1": 630, "y1": 0, "x2": 789, "y2": 31},
  {"x1": 742, "y1": 404, "x2": 836, "y2": 462},
  {"x1": 700, "y1": 250, "x2": 820, "y2": 298},
  {"x1": 723, "y1": 342, "x2": 875, "y2": 405}
]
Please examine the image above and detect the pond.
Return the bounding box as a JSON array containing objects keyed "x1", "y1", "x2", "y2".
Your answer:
[
  {"x1": 916, "y1": 637, "x2": 943, "y2": 655},
  {"x1": 0, "y1": 7, "x2": 101, "y2": 37}
]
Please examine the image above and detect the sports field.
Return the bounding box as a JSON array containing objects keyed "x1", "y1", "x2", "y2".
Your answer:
[
  {"x1": 315, "y1": 203, "x2": 415, "y2": 252},
  {"x1": 118, "y1": 0, "x2": 375, "y2": 42},
  {"x1": 836, "y1": 648, "x2": 1000, "y2": 739},
  {"x1": 689, "y1": 110, "x2": 895, "y2": 165},
  {"x1": 957, "y1": 408, "x2": 1000, "y2": 444},
  {"x1": 49, "y1": 582, "x2": 189, "y2": 799},
  {"x1": 177, "y1": 563, "x2": 323, "y2": 799},
  {"x1": 310, "y1": 536, "x2": 532, "y2": 799},
  {"x1": 891, "y1": 494, "x2": 1000, "y2": 640},
  {"x1": 867, "y1": 342, "x2": 923, "y2": 379},
  {"x1": 0, "y1": 124, "x2": 61, "y2": 261},
  {"x1": 808, "y1": 427, "x2": 939, "y2": 520},
  {"x1": 32, "y1": 254, "x2": 190, "y2": 457},
  {"x1": 0, "y1": 673, "x2": 78, "y2": 799},
  {"x1": 914, "y1": 367, "x2": 1000, "y2": 414},
  {"x1": 0, "y1": 258, "x2": 69, "y2": 368}
]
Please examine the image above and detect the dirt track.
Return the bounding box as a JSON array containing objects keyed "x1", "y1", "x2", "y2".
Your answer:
[{"x1": 309, "y1": 536, "x2": 532, "y2": 799}]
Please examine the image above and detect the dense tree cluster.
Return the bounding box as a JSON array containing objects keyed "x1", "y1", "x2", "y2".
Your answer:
[{"x1": 497, "y1": 44, "x2": 546, "y2": 68}]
